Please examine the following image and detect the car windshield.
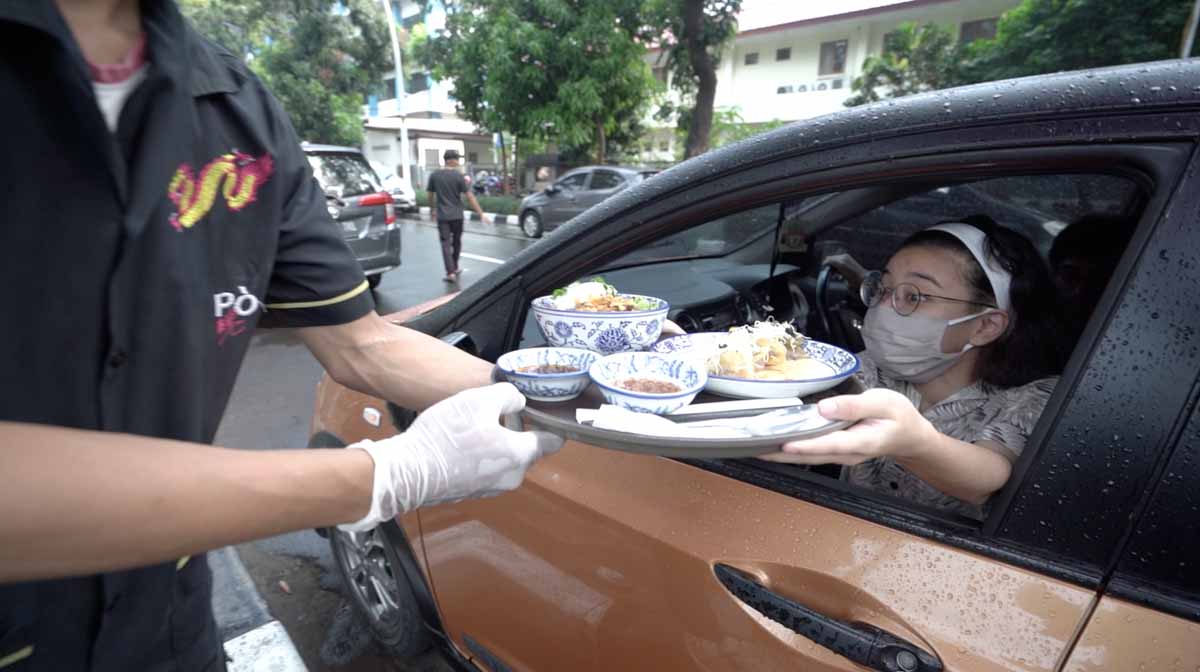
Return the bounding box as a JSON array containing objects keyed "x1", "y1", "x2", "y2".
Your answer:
[
  {"x1": 604, "y1": 203, "x2": 780, "y2": 267},
  {"x1": 307, "y1": 153, "x2": 381, "y2": 197}
]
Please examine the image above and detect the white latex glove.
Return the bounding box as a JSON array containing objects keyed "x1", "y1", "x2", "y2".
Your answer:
[{"x1": 340, "y1": 383, "x2": 562, "y2": 531}]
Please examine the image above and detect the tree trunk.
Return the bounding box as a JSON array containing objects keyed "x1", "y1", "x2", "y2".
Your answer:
[
  {"x1": 595, "y1": 118, "x2": 607, "y2": 164},
  {"x1": 499, "y1": 131, "x2": 510, "y2": 195},
  {"x1": 513, "y1": 135, "x2": 520, "y2": 193},
  {"x1": 683, "y1": 0, "x2": 717, "y2": 159}
]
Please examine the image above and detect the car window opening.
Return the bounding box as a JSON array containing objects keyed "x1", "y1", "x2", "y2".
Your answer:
[{"x1": 525, "y1": 171, "x2": 1146, "y2": 524}]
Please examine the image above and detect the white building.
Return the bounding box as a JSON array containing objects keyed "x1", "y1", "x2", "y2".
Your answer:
[
  {"x1": 640, "y1": 0, "x2": 1019, "y2": 162},
  {"x1": 362, "y1": 0, "x2": 498, "y2": 189}
]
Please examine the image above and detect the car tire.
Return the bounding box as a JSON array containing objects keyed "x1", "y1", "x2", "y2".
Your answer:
[
  {"x1": 328, "y1": 524, "x2": 431, "y2": 659},
  {"x1": 520, "y1": 209, "x2": 544, "y2": 238},
  {"x1": 366, "y1": 274, "x2": 382, "y2": 290}
]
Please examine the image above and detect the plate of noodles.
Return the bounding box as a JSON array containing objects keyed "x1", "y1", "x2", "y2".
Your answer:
[{"x1": 651, "y1": 322, "x2": 860, "y2": 399}]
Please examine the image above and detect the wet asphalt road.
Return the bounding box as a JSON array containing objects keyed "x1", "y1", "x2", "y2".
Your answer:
[{"x1": 213, "y1": 214, "x2": 535, "y2": 671}]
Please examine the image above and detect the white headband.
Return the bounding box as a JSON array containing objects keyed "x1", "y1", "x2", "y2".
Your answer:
[{"x1": 927, "y1": 223, "x2": 1012, "y2": 312}]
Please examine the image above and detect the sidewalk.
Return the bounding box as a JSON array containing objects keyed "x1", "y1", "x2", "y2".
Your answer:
[
  {"x1": 414, "y1": 205, "x2": 521, "y2": 227},
  {"x1": 210, "y1": 546, "x2": 307, "y2": 671}
]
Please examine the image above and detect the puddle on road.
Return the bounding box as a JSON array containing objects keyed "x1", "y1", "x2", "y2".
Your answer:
[{"x1": 319, "y1": 600, "x2": 378, "y2": 666}]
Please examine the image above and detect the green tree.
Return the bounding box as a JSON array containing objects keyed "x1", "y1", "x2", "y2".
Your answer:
[
  {"x1": 180, "y1": 0, "x2": 390, "y2": 146},
  {"x1": 707, "y1": 107, "x2": 786, "y2": 150},
  {"x1": 645, "y1": 0, "x2": 741, "y2": 158},
  {"x1": 845, "y1": 22, "x2": 963, "y2": 107},
  {"x1": 962, "y1": 0, "x2": 1197, "y2": 82},
  {"x1": 422, "y1": 0, "x2": 655, "y2": 164}
]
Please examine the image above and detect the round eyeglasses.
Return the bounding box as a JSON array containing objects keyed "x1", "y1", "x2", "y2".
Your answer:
[{"x1": 860, "y1": 271, "x2": 997, "y2": 317}]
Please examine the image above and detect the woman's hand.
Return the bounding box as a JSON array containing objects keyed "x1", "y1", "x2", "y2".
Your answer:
[
  {"x1": 760, "y1": 389, "x2": 937, "y2": 465},
  {"x1": 822, "y1": 252, "x2": 869, "y2": 290}
]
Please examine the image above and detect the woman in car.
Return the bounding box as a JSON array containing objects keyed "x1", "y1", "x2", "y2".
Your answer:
[{"x1": 766, "y1": 218, "x2": 1064, "y2": 519}]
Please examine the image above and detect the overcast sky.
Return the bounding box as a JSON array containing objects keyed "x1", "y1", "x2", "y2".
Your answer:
[{"x1": 737, "y1": 0, "x2": 914, "y2": 31}]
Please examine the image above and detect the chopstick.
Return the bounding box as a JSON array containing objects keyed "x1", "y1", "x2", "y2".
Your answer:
[{"x1": 576, "y1": 397, "x2": 806, "y2": 424}]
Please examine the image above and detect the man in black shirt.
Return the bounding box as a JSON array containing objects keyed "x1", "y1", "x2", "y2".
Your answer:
[
  {"x1": 0, "y1": 1, "x2": 557, "y2": 670},
  {"x1": 426, "y1": 149, "x2": 489, "y2": 282}
]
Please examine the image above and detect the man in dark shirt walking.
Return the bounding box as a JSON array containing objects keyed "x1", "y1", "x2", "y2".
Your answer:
[{"x1": 427, "y1": 149, "x2": 489, "y2": 282}]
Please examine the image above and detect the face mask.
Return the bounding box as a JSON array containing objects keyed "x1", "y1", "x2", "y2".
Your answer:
[{"x1": 862, "y1": 304, "x2": 990, "y2": 383}]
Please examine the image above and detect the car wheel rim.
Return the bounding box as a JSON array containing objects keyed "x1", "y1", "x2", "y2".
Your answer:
[
  {"x1": 335, "y1": 528, "x2": 402, "y2": 627},
  {"x1": 523, "y1": 212, "x2": 539, "y2": 236}
]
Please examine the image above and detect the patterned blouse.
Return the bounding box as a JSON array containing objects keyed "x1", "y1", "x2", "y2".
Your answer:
[{"x1": 843, "y1": 352, "x2": 1057, "y2": 520}]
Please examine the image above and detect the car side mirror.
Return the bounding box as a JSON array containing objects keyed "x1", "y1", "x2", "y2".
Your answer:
[{"x1": 546, "y1": 184, "x2": 560, "y2": 195}]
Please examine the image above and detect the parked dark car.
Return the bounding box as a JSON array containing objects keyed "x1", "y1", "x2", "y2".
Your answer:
[
  {"x1": 517, "y1": 165, "x2": 658, "y2": 237},
  {"x1": 310, "y1": 60, "x2": 1200, "y2": 670},
  {"x1": 302, "y1": 144, "x2": 400, "y2": 289}
]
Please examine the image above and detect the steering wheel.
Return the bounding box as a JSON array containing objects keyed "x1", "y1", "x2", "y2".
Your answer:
[
  {"x1": 815, "y1": 264, "x2": 838, "y2": 341},
  {"x1": 816, "y1": 262, "x2": 871, "y2": 351}
]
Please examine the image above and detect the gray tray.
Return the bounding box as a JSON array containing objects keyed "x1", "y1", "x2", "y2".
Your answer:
[{"x1": 500, "y1": 369, "x2": 861, "y2": 458}]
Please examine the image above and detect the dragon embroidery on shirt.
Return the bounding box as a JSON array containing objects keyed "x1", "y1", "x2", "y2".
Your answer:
[{"x1": 167, "y1": 151, "x2": 274, "y2": 230}]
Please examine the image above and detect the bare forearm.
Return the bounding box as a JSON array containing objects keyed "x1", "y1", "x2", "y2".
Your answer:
[
  {"x1": 0, "y1": 422, "x2": 372, "y2": 582},
  {"x1": 896, "y1": 434, "x2": 1011, "y2": 505},
  {"x1": 302, "y1": 315, "x2": 493, "y2": 410},
  {"x1": 466, "y1": 192, "x2": 484, "y2": 217}
]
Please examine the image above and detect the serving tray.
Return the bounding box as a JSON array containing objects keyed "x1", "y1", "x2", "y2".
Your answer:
[{"x1": 498, "y1": 368, "x2": 862, "y2": 458}]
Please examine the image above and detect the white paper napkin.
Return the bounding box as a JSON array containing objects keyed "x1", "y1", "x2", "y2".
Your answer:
[{"x1": 589, "y1": 405, "x2": 751, "y2": 439}]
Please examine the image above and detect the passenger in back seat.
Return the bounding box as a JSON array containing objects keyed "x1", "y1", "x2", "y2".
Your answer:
[{"x1": 1049, "y1": 215, "x2": 1137, "y2": 350}]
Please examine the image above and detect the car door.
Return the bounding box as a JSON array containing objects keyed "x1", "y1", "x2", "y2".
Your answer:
[
  {"x1": 411, "y1": 106, "x2": 1199, "y2": 670},
  {"x1": 541, "y1": 171, "x2": 590, "y2": 227},
  {"x1": 1059, "y1": 392, "x2": 1200, "y2": 670}
]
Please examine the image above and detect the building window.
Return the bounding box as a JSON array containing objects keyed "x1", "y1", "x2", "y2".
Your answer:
[
  {"x1": 744, "y1": 52, "x2": 759, "y2": 66},
  {"x1": 960, "y1": 18, "x2": 998, "y2": 44},
  {"x1": 659, "y1": 139, "x2": 670, "y2": 152},
  {"x1": 776, "y1": 85, "x2": 793, "y2": 94},
  {"x1": 467, "y1": 152, "x2": 479, "y2": 163},
  {"x1": 776, "y1": 47, "x2": 791, "y2": 61},
  {"x1": 407, "y1": 73, "x2": 430, "y2": 94},
  {"x1": 831, "y1": 78, "x2": 844, "y2": 90},
  {"x1": 819, "y1": 40, "x2": 848, "y2": 76},
  {"x1": 424, "y1": 149, "x2": 440, "y2": 168}
]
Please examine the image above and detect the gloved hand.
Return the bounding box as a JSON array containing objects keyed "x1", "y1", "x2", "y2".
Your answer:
[{"x1": 340, "y1": 383, "x2": 562, "y2": 531}]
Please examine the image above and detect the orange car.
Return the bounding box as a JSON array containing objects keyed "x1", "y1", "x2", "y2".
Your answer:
[{"x1": 311, "y1": 61, "x2": 1200, "y2": 671}]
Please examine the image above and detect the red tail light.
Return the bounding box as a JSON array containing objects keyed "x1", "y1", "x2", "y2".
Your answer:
[{"x1": 359, "y1": 192, "x2": 396, "y2": 225}]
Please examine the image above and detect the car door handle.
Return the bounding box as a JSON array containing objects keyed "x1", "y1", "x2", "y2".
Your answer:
[{"x1": 714, "y1": 564, "x2": 942, "y2": 672}]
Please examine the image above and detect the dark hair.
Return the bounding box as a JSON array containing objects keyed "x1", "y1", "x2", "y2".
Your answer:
[
  {"x1": 1050, "y1": 214, "x2": 1136, "y2": 269},
  {"x1": 900, "y1": 215, "x2": 1065, "y2": 387}
]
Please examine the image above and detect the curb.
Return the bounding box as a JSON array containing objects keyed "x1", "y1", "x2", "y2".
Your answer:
[
  {"x1": 418, "y1": 205, "x2": 517, "y2": 226},
  {"x1": 210, "y1": 546, "x2": 307, "y2": 671}
]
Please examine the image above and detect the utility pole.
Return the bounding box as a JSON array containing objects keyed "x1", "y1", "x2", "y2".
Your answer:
[
  {"x1": 1183, "y1": 0, "x2": 1200, "y2": 58},
  {"x1": 381, "y1": 0, "x2": 411, "y2": 187}
]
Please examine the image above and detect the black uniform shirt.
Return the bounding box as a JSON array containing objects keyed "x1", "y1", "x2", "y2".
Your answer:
[{"x1": 0, "y1": 1, "x2": 374, "y2": 670}]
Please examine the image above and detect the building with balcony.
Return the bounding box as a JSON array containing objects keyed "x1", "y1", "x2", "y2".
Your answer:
[
  {"x1": 362, "y1": 0, "x2": 498, "y2": 189},
  {"x1": 640, "y1": 0, "x2": 1019, "y2": 163}
]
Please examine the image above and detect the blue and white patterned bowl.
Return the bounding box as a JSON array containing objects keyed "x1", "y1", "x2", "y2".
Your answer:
[
  {"x1": 496, "y1": 347, "x2": 598, "y2": 402},
  {"x1": 530, "y1": 295, "x2": 670, "y2": 355},
  {"x1": 587, "y1": 352, "x2": 706, "y2": 414},
  {"x1": 651, "y1": 332, "x2": 860, "y2": 399}
]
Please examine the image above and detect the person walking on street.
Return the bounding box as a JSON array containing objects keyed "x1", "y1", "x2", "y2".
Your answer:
[
  {"x1": 0, "y1": 2, "x2": 558, "y2": 670},
  {"x1": 427, "y1": 149, "x2": 490, "y2": 283}
]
